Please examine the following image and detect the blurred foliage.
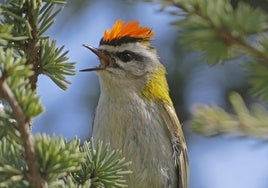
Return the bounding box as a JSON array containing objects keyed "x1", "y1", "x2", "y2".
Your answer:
[
  {"x1": 155, "y1": 0, "x2": 268, "y2": 138},
  {"x1": 191, "y1": 92, "x2": 268, "y2": 138},
  {"x1": 231, "y1": 0, "x2": 268, "y2": 12}
]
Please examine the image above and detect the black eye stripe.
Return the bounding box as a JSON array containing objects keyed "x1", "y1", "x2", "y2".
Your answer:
[
  {"x1": 99, "y1": 50, "x2": 145, "y2": 63},
  {"x1": 116, "y1": 51, "x2": 144, "y2": 62}
]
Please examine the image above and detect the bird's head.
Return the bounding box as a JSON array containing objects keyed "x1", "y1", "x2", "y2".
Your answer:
[{"x1": 82, "y1": 20, "x2": 172, "y2": 104}]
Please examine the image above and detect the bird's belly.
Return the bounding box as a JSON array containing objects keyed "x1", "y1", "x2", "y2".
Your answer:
[{"x1": 92, "y1": 99, "x2": 178, "y2": 188}]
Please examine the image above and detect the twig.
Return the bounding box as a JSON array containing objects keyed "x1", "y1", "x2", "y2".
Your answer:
[{"x1": 0, "y1": 78, "x2": 45, "y2": 188}]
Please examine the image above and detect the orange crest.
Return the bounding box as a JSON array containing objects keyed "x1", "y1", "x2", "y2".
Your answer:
[{"x1": 102, "y1": 20, "x2": 154, "y2": 43}]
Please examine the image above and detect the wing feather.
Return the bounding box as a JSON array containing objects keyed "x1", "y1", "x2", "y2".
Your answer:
[{"x1": 161, "y1": 100, "x2": 189, "y2": 188}]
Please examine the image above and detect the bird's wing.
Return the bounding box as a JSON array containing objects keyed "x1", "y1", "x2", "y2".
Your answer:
[{"x1": 161, "y1": 100, "x2": 189, "y2": 188}]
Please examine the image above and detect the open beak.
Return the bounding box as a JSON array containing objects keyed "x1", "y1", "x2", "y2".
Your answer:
[{"x1": 80, "y1": 44, "x2": 111, "y2": 72}]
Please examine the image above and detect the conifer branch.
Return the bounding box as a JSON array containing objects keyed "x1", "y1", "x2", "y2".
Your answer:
[
  {"x1": 22, "y1": 1, "x2": 41, "y2": 91},
  {"x1": 0, "y1": 78, "x2": 45, "y2": 188},
  {"x1": 159, "y1": 0, "x2": 267, "y2": 65},
  {"x1": 190, "y1": 92, "x2": 268, "y2": 138}
]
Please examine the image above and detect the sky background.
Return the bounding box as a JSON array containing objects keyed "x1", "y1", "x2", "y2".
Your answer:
[{"x1": 32, "y1": 0, "x2": 268, "y2": 187}]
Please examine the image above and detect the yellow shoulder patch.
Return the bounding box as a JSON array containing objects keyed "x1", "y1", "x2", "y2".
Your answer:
[{"x1": 141, "y1": 66, "x2": 172, "y2": 105}]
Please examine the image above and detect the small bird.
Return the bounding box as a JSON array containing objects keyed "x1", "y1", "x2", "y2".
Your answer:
[{"x1": 82, "y1": 20, "x2": 189, "y2": 188}]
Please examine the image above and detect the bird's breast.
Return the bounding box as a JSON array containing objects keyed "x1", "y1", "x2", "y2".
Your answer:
[{"x1": 92, "y1": 93, "x2": 178, "y2": 188}]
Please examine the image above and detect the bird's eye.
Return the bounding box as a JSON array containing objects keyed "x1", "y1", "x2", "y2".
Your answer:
[{"x1": 117, "y1": 51, "x2": 134, "y2": 62}]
